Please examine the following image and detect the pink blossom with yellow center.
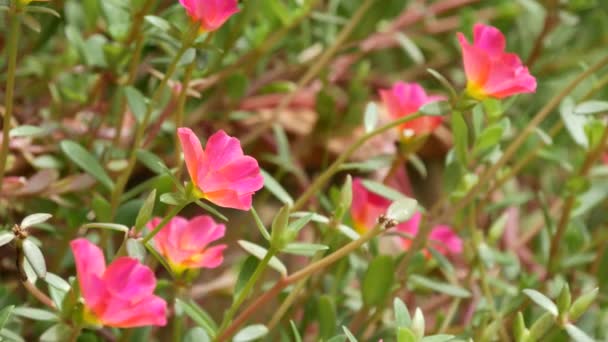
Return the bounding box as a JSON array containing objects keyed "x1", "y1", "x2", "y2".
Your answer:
[
  {"x1": 396, "y1": 212, "x2": 462, "y2": 256},
  {"x1": 457, "y1": 23, "x2": 536, "y2": 100},
  {"x1": 70, "y1": 239, "x2": 167, "y2": 328},
  {"x1": 379, "y1": 82, "x2": 445, "y2": 138},
  {"x1": 351, "y1": 177, "x2": 392, "y2": 234},
  {"x1": 148, "y1": 215, "x2": 227, "y2": 273},
  {"x1": 178, "y1": 0, "x2": 239, "y2": 32},
  {"x1": 177, "y1": 128, "x2": 264, "y2": 211}
]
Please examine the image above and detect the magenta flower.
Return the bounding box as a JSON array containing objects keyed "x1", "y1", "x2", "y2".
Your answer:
[
  {"x1": 70, "y1": 239, "x2": 167, "y2": 328},
  {"x1": 351, "y1": 178, "x2": 391, "y2": 233},
  {"x1": 396, "y1": 212, "x2": 462, "y2": 256},
  {"x1": 178, "y1": 0, "x2": 239, "y2": 32},
  {"x1": 379, "y1": 82, "x2": 445, "y2": 138},
  {"x1": 148, "y1": 215, "x2": 227, "y2": 273},
  {"x1": 177, "y1": 128, "x2": 264, "y2": 210},
  {"x1": 457, "y1": 23, "x2": 536, "y2": 100}
]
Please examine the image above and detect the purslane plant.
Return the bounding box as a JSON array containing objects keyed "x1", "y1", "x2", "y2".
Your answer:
[{"x1": 0, "y1": 1, "x2": 607, "y2": 341}]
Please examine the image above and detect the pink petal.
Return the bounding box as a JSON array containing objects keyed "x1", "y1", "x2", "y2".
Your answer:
[
  {"x1": 100, "y1": 295, "x2": 167, "y2": 328},
  {"x1": 202, "y1": 130, "x2": 244, "y2": 169},
  {"x1": 429, "y1": 225, "x2": 463, "y2": 255},
  {"x1": 177, "y1": 128, "x2": 205, "y2": 186},
  {"x1": 189, "y1": 244, "x2": 227, "y2": 269},
  {"x1": 204, "y1": 188, "x2": 252, "y2": 210},
  {"x1": 103, "y1": 257, "x2": 156, "y2": 303},
  {"x1": 70, "y1": 239, "x2": 107, "y2": 308},
  {"x1": 181, "y1": 215, "x2": 226, "y2": 250},
  {"x1": 396, "y1": 212, "x2": 422, "y2": 236},
  {"x1": 457, "y1": 33, "x2": 490, "y2": 87},
  {"x1": 473, "y1": 23, "x2": 506, "y2": 55},
  {"x1": 351, "y1": 178, "x2": 391, "y2": 232}
]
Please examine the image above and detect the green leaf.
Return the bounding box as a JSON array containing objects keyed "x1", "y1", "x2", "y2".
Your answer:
[
  {"x1": 0, "y1": 232, "x2": 15, "y2": 247},
  {"x1": 22, "y1": 239, "x2": 46, "y2": 278},
  {"x1": 419, "y1": 101, "x2": 449, "y2": 116},
  {"x1": 21, "y1": 213, "x2": 52, "y2": 229},
  {"x1": 474, "y1": 124, "x2": 504, "y2": 155},
  {"x1": 0, "y1": 306, "x2": 14, "y2": 330},
  {"x1": 362, "y1": 255, "x2": 395, "y2": 307},
  {"x1": 574, "y1": 100, "x2": 608, "y2": 115},
  {"x1": 184, "y1": 327, "x2": 211, "y2": 342},
  {"x1": 282, "y1": 243, "x2": 329, "y2": 256},
  {"x1": 12, "y1": 307, "x2": 57, "y2": 321},
  {"x1": 361, "y1": 179, "x2": 406, "y2": 201},
  {"x1": 288, "y1": 213, "x2": 313, "y2": 233},
  {"x1": 395, "y1": 32, "x2": 424, "y2": 65},
  {"x1": 26, "y1": 6, "x2": 62, "y2": 18},
  {"x1": 560, "y1": 97, "x2": 589, "y2": 148},
  {"x1": 411, "y1": 308, "x2": 425, "y2": 339},
  {"x1": 134, "y1": 190, "x2": 156, "y2": 233},
  {"x1": 427, "y1": 68, "x2": 457, "y2": 100},
  {"x1": 233, "y1": 324, "x2": 269, "y2": 342},
  {"x1": 237, "y1": 240, "x2": 287, "y2": 276},
  {"x1": 176, "y1": 298, "x2": 217, "y2": 337},
  {"x1": 136, "y1": 149, "x2": 170, "y2": 174},
  {"x1": 421, "y1": 335, "x2": 454, "y2": 342},
  {"x1": 10, "y1": 125, "x2": 48, "y2": 138},
  {"x1": 0, "y1": 328, "x2": 25, "y2": 342},
  {"x1": 234, "y1": 257, "x2": 259, "y2": 297},
  {"x1": 386, "y1": 198, "x2": 418, "y2": 223},
  {"x1": 261, "y1": 169, "x2": 293, "y2": 205},
  {"x1": 250, "y1": 207, "x2": 271, "y2": 241},
  {"x1": 81, "y1": 222, "x2": 129, "y2": 233},
  {"x1": 565, "y1": 324, "x2": 595, "y2": 342},
  {"x1": 126, "y1": 239, "x2": 146, "y2": 262},
  {"x1": 144, "y1": 15, "x2": 171, "y2": 32},
  {"x1": 178, "y1": 48, "x2": 197, "y2": 67},
  {"x1": 290, "y1": 320, "x2": 302, "y2": 342},
  {"x1": 124, "y1": 86, "x2": 147, "y2": 123},
  {"x1": 568, "y1": 287, "x2": 598, "y2": 321},
  {"x1": 39, "y1": 323, "x2": 72, "y2": 342},
  {"x1": 318, "y1": 295, "x2": 336, "y2": 339},
  {"x1": 528, "y1": 312, "x2": 555, "y2": 340},
  {"x1": 342, "y1": 326, "x2": 358, "y2": 342},
  {"x1": 364, "y1": 102, "x2": 379, "y2": 133},
  {"x1": 60, "y1": 141, "x2": 114, "y2": 191},
  {"x1": 397, "y1": 327, "x2": 417, "y2": 342},
  {"x1": 523, "y1": 289, "x2": 558, "y2": 316},
  {"x1": 451, "y1": 111, "x2": 469, "y2": 165},
  {"x1": 44, "y1": 273, "x2": 70, "y2": 292},
  {"x1": 394, "y1": 298, "x2": 411, "y2": 327},
  {"x1": 410, "y1": 275, "x2": 471, "y2": 298}
]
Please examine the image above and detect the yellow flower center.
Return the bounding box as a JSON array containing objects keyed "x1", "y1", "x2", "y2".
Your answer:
[{"x1": 466, "y1": 82, "x2": 488, "y2": 100}]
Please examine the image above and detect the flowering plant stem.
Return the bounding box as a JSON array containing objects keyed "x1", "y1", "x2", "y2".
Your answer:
[
  {"x1": 109, "y1": 25, "x2": 198, "y2": 218},
  {"x1": 218, "y1": 247, "x2": 277, "y2": 332},
  {"x1": 396, "y1": 54, "x2": 608, "y2": 281},
  {"x1": 215, "y1": 224, "x2": 385, "y2": 341},
  {"x1": 0, "y1": 7, "x2": 22, "y2": 194}
]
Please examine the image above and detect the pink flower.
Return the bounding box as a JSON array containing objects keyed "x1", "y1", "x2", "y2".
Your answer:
[
  {"x1": 396, "y1": 212, "x2": 462, "y2": 256},
  {"x1": 379, "y1": 82, "x2": 445, "y2": 137},
  {"x1": 148, "y1": 215, "x2": 227, "y2": 273},
  {"x1": 177, "y1": 128, "x2": 264, "y2": 210},
  {"x1": 70, "y1": 239, "x2": 167, "y2": 328},
  {"x1": 457, "y1": 23, "x2": 536, "y2": 100},
  {"x1": 178, "y1": 0, "x2": 239, "y2": 32},
  {"x1": 351, "y1": 178, "x2": 391, "y2": 233}
]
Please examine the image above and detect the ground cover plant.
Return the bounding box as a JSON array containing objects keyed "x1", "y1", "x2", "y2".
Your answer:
[{"x1": 1, "y1": 0, "x2": 608, "y2": 341}]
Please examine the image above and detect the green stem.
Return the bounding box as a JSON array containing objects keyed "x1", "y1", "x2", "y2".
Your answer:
[
  {"x1": 217, "y1": 248, "x2": 276, "y2": 332},
  {"x1": 172, "y1": 284, "x2": 185, "y2": 342},
  {"x1": 142, "y1": 202, "x2": 188, "y2": 244},
  {"x1": 0, "y1": 8, "x2": 22, "y2": 194},
  {"x1": 215, "y1": 224, "x2": 385, "y2": 341},
  {"x1": 291, "y1": 112, "x2": 424, "y2": 212},
  {"x1": 110, "y1": 26, "x2": 198, "y2": 218}
]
